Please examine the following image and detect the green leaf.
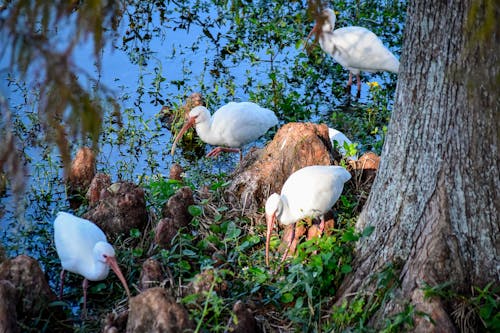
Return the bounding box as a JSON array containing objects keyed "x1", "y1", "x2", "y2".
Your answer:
[
  {"x1": 48, "y1": 300, "x2": 70, "y2": 308},
  {"x1": 217, "y1": 205, "x2": 228, "y2": 212},
  {"x1": 341, "y1": 264, "x2": 352, "y2": 274},
  {"x1": 130, "y1": 228, "x2": 141, "y2": 238},
  {"x1": 305, "y1": 284, "x2": 313, "y2": 299},
  {"x1": 178, "y1": 260, "x2": 191, "y2": 271},
  {"x1": 238, "y1": 240, "x2": 252, "y2": 251},
  {"x1": 92, "y1": 282, "x2": 106, "y2": 292},
  {"x1": 188, "y1": 205, "x2": 203, "y2": 217},
  {"x1": 247, "y1": 266, "x2": 268, "y2": 284},
  {"x1": 182, "y1": 293, "x2": 199, "y2": 305},
  {"x1": 294, "y1": 296, "x2": 304, "y2": 309},
  {"x1": 182, "y1": 249, "x2": 197, "y2": 257},
  {"x1": 210, "y1": 224, "x2": 221, "y2": 233},
  {"x1": 295, "y1": 39, "x2": 303, "y2": 49},
  {"x1": 160, "y1": 249, "x2": 170, "y2": 259},
  {"x1": 132, "y1": 247, "x2": 143, "y2": 257},
  {"x1": 225, "y1": 221, "x2": 241, "y2": 240},
  {"x1": 342, "y1": 229, "x2": 360, "y2": 242},
  {"x1": 250, "y1": 285, "x2": 261, "y2": 293},
  {"x1": 280, "y1": 292, "x2": 294, "y2": 303},
  {"x1": 238, "y1": 234, "x2": 261, "y2": 251},
  {"x1": 479, "y1": 306, "x2": 490, "y2": 320}
]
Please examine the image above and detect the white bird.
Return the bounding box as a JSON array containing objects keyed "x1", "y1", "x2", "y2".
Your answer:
[
  {"x1": 54, "y1": 212, "x2": 131, "y2": 315},
  {"x1": 306, "y1": 8, "x2": 399, "y2": 92},
  {"x1": 329, "y1": 127, "x2": 357, "y2": 160},
  {"x1": 170, "y1": 102, "x2": 278, "y2": 160},
  {"x1": 264, "y1": 165, "x2": 351, "y2": 266}
]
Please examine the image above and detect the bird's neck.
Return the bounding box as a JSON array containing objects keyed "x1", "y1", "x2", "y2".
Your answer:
[
  {"x1": 195, "y1": 120, "x2": 218, "y2": 145},
  {"x1": 322, "y1": 16, "x2": 335, "y2": 33},
  {"x1": 277, "y1": 196, "x2": 295, "y2": 226},
  {"x1": 86, "y1": 260, "x2": 110, "y2": 281},
  {"x1": 319, "y1": 32, "x2": 336, "y2": 55}
]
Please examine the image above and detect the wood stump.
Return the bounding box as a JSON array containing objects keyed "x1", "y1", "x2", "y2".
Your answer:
[
  {"x1": 228, "y1": 122, "x2": 340, "y2": 258},
  {"x1": 227, "y1": 122, "x2": 336, "y2": 211},
  {"x1": 66, "y1": 147, "x2": 96, "y2": 209}
]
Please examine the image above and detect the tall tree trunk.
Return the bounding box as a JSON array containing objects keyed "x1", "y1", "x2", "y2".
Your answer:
[{"x1": 336, "y1": 0, "x2": 499, "y2": 331}]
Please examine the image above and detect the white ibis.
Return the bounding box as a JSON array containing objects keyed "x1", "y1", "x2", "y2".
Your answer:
[
  {"x1": 265, "y1": 165, "x2": 351, "y2": 266},
  {"x1": 170, "y1": 102, "x2": 278, "y2": 160},
  {"x1": 54, "y1": 212, "x2": 131, "y2": 315},
  {"x1": 306, "y1": 8, "x2": 399, "y2": 92},
  {"x1": 329, "y1": 127, "x2": 357, "y2": 160}
]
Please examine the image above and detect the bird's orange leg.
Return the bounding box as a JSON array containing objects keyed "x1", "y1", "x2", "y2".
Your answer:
[
  {"x1": 206, "y1": 147, "x2": 240, "y2": 158},
  {"x1": 59, "y1": 270, "x2": 66, "y2": 299},
  {"x1": 280, "y1": 225, "x2": 296, "y2": 263},
  {"x1": 347, "y1": 72, "x2": 353, "y2": 87},
  {"x1": 319, "y1": 216, "x2": 325, "y2": 235},
  {"x1": 345, "y1": 72, "x2": 354, "y2": 95},
  {"x1": 308, "y1": 218, "x2": 327, "y2": 256}
]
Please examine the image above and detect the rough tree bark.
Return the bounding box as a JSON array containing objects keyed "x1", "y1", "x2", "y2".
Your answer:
[{"x1": 336, "y1": 0, "x2": 499, "y2": 331}]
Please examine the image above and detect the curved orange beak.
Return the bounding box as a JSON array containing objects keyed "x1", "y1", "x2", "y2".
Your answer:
[
  {"x1": 265, "y1": 213, "x2": 276, "y2": 267},
  {"x1": 304, "y1": 23, "x2": 319, "y2": 50},
  {"x1": 106, "y1": 256, "x2": 131, "y2": 299},
  {"x1": 170, "y1": 116, "x2": 196, "y2": 156}
]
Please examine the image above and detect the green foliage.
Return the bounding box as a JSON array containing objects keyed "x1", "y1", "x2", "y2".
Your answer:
[
  {"x1": 100, "y1": 106, "x2": 169, "y2": 180},
  {"x1": 473, "y1": 283, "x2": 500, "y2": 330},
  {"x1": 270, "y1": 226, "x2": 373, "y2": 329},
  {"x1": 143, "y1": 174, "x2": 185, "y2": 208},
  {"x1": 379, "y1": 304, "x2": 419, "y2": 333},
  {"x1": 330, "y1": 81, "x2": 394, "y2": 155},
  {"x1": 185, "y1": 269, "x2": 233, "y2": 333},
  {"x1": 329, "y1": 262, "x2": 402, "y2": 331},
  {"x1": 423, "y1": 281, "x2": 500, "y2": 331}
]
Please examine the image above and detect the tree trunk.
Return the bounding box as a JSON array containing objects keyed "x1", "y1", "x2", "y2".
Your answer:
[{"x1": 336, "y1": 0, "x2": 499, "y2": 331}]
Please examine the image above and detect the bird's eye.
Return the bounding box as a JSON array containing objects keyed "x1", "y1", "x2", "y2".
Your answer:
[{"x1": 103, "y1": 254, "x2": 108, "y2": 259}]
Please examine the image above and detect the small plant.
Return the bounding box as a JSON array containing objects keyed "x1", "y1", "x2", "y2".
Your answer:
[
  {"x1": 380, "y1": 304, "x2": 420, "y2": 333},
  {"x1": 328, "y1": 261, "x2": 402, "y2": 331},
  {"x1": 423, "y1": 281, "x2": 500, "y2": 331},
  {"x1": 143, "y1": 174, "x2": 186, "y2": 209},
  {"x1": 271, "y1": 225, "x2": 375, "y2": 329},
  {"x1": 182, "y1": 268, "x2": 233, "y2": 333}
]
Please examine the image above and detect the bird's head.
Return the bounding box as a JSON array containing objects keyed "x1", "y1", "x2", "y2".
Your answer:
[
  {"x1": 264, "y1": 193, "x2": 282, "y2": 267},
  {"x1": 333, "y1": 165, "x2": 352, "y2": 184},
  {"x1": 170, "y1": 106, "x2": 212, "y2": 156},
  {"x1": 188, "y1": 106, "x2": 210, "y2": 124},
  {"x1": 305, "y1": 8, "x2": 337, "y2": 49},
  {"x1": 94, "y1": 241, "x2": 131, "y2": 299},
  {"x1": 94, "y1": 241, "x2": 115, "y2": 262},
  {"x1": 319, "y1": 8, "x2": 336, "y2": 33},
  {"x1": 265, "y1": 193, "x2": 281, "y2": 218}
]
